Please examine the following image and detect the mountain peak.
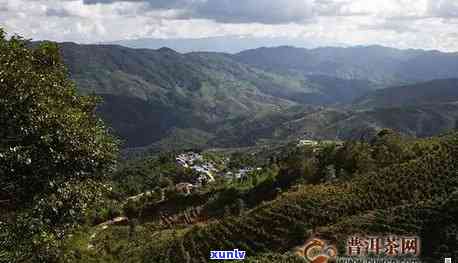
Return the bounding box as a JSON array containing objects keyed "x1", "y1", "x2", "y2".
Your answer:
[{"x1": 157, "y1": 47, "x2": 179, "y2": 53}]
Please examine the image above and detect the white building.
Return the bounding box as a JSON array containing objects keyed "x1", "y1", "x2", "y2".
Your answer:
[{"x1": 297, "y1": 140, "x2": 318, "y2": 147}]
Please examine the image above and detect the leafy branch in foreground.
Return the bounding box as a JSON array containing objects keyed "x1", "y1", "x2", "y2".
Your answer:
[{"x1": 0, "y1": 28, "x2": 119, "y2": 262}]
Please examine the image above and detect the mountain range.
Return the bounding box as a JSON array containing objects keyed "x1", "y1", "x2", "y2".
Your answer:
[
  {"x1": 103, "y1": 36, "x2": 334, "y2": 54},
  {"x1": 55, "y1": 43, "x2": 458, "y2": 151},
  {"x1": 236, "y1": 45, "x2": 458, "y2": 86}
]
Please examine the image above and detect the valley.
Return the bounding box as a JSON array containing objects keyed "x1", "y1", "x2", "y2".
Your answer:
[{"x1": 56, "y1": 43, "x2": 458, "y2": 154}]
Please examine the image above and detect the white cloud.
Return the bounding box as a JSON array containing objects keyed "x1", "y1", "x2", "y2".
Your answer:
[
  {"x1": 0, "y1": 0, "x2": 458, "y2": 51},
  {"x1": 428, "y1": 0, "x2": 458, "y2": 18}
]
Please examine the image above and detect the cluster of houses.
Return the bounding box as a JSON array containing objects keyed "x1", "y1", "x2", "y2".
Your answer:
[
  {"x1": 297, "y1": 139, "x2": 319, "y2": 147},
  {"x1": 176, "y1": 152, "x2": 216, "y2": 183},
  {"x1": 176, "y1": 152, "x2": 203, "y2": 168},
  {"x1": 224, "y1": 167, "x2": 262, "y2": 181},
  {"x1": 175, "y1": 152, "x2": 217, "y2": 194},
  {"x1": 173, "y1": 140, "x2": 345, "y2": 195},
  {"x1": 174, "y1": 152, "x2": 262, "y2": 195}
]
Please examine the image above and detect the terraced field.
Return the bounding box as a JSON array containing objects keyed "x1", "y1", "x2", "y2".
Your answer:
[{"x1": 139, "y1": 134, "x2": 458, "y2": 262}]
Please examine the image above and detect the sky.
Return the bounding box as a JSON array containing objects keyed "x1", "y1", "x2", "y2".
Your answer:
[{"x1": 1, "y1": 0, "x2": 458, "y2": 51}]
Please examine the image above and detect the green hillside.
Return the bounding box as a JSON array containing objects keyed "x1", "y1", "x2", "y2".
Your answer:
[
  {"x1": 139, "y1": 133, "x2": 458, "y2": 262},
  {"x1": 58, "y1": 43, "x2": 310, "y2": 147},
  {"x1": 60, "y1": 131, "x2": 458, "y2": 262},
  {"x1": 53, "y1": 43, "x2": 458, "y2": 152},
  {"x1": 354, "y1": 78, "x2": 458, "y2": 109},
  {"x1": 56, "y1": 43, "x2": 458, "y2": 152},
  {"x1": 210, "y1": 102, "x2": 458, "y2": 147},
  {"x1": 57, "y1": 43, "x2": 380, "y2": 149}
]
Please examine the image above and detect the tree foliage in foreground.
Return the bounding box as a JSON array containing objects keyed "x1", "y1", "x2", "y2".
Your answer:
[
  {"x1": 0, "y1": 29, "x2": 119, "y2": 262},
  {"x1": 0, "y1": 29, "x2": 118, "y2": 207}
]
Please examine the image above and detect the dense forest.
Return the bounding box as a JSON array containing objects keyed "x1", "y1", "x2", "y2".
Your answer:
[{"x1": 1, "y1": 29, "x2": 458, "y2": 263}]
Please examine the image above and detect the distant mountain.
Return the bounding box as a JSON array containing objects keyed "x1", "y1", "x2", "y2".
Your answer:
[
  {"x1": 55, "y1": 42, "x2": 458, "y2": 151},
  {"x1": 210, "y1": 102, "x2": 458, "y2": 147},
  {"x1": 354, "y1": 78, "x2": 458, "y2": 109},
  {"x1": 211, "y1": 78, "x2": 458, "y2": 146},
  {"x1": 58, "y1": 43, "x2": 296, "y2": 147},
  {"x1": 59, "y1": 43, "x2": 365, "y2": 148},
  {"x1": 235, "y1": 46, "x2": 458, "y2": 86},
  {"x1": 304, "y1": 75, "x2": 374, "y2": 104},
  {"x1": 104, "y1": 36, "x2": 331, "y2": 54},
  {"x1": 280, "y1": 103, "x2": 458, "y2": 140}
]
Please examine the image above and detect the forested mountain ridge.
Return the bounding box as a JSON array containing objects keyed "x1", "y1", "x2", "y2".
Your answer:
[
  {"x1": 58, "y1": 43, "x2": 298, "y2": 147},
  {"x1": 56, "y1": 42, "x2": 377, "y2": 148},
  {"x1": 235, "y1": 45, "x2": 458, "y2": 86},
  {"x1": 55, "y1": 42, "x2": 458, "y2": 151},
  {"x1": 210, "y1": 77, "x2": 458, "y2": 146},
  {"x1": 210, "y1": 102, "x2": 458, "y2": 147},
  {"x1": 354, "y1": 78, "x2": 458, "y2": 109}
]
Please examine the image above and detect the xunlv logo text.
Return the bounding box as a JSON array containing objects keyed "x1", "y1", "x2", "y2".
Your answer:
[{"x1": 210, "y1": 249, "x2": 246, "y2": 260}]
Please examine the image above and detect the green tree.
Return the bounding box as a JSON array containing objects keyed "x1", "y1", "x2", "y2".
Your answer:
[
  {"x1": 370, "y1": 129, "x2": 413, "y2": 168},
  {"x1": 335, "y1": 141, "x2": 375, "y2": 177},
  {"x1": 0, "y1": 29, "x2": 118, "y2": 207},
  {"x1": 0, "y1": 29, "x2": 118, "y2": 262}
]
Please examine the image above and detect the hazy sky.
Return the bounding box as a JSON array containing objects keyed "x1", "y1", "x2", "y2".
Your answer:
[{"x1": 1, "y1": 0, "x2": 458, "y2": 51}]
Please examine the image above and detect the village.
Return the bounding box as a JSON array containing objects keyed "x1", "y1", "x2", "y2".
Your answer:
[
  {"x1": 171, "y1": 139, "x2": 345, "y2": 196},
  {"x1": 174, "y1": 152, "x2": 261, "y2": 195}
]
